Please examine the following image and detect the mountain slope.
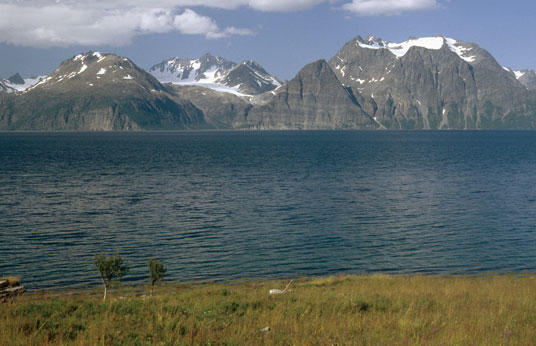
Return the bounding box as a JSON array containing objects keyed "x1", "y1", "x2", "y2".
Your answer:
[
  {"x1": 0, "y1": 52, "x2": 206, "y2": 131},
  {"x1": 238, "y1": 59, "x2": 377, "y2": 129},
  {"x1": 149, "y1": 53, "x2": 280, "y2": 96}
]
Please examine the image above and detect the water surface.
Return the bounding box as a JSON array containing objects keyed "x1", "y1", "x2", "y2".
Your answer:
[{"x1": 1, "y1": 131, "x2": 535, "y2": 289}]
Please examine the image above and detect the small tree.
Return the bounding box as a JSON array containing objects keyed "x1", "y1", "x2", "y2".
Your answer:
[
  {"x1": 94, "y1": 253, "x2": 129, "y2": 302},
  {"x1": 147, "y1": 259, "x2": 166, "y2": 296}
]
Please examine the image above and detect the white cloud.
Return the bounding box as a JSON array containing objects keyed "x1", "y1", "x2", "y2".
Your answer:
[
  {"x1": 343, "y1": 0, "x2": 439, "y2": 15},
  {"x1": 172, "y1": 9, "x2": 220, "y2": 35},
  {"x1": 0, "y1": 0, "x2": 441, "y2": 48},
  {"x1": 0, "y1": 3, "x2": 254, "y2": 47}
]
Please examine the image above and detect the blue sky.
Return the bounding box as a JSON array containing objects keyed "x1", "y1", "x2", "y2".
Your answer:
[{"x1": 0, "y1": 0, "x2": 534, "y2": 80}]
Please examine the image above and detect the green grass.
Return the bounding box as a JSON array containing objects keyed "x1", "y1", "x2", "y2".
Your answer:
[{"x1": 1, "y1": 274, "x2": 536, "y2": 345}]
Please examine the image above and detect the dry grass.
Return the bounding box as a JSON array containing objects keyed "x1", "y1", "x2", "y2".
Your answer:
[{"x1": 1, "y1": 274, "x2": 536, "y2": 345}]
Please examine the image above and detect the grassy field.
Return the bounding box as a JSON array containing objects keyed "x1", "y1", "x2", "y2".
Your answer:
[{"x1": 1, "y1": 274, "x2": 536, "y2": 345}]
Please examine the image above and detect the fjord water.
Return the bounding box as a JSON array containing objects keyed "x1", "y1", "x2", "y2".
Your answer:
[{"x1": 1, "y1": 131, "x2": 536, "y2": 289}]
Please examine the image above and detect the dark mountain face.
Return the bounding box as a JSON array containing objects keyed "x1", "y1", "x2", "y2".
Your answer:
[
  {"x1": 237, "y1": 59, "x2": 377, "y2": 129},
  {"x1": 0, "y1": 52, "x2": 207, "y2": 131},
  {"x1": 219, "y1": 62, "x2": 282, "y2": 95}
]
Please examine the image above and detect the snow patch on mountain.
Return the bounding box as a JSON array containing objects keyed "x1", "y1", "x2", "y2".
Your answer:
[
  {"x1": 27, "y1": 76, "x2": 53, "y2": 91},
  {"x1": 357, "y1": 36, "x2": 477, "y2": 63},
  {"x1": 444, "y1": 38, "x2": 476, "y2": 63},
  {"x1": 514, "y1": 70, "x2": 526, "y2": 79},
  {"x1": 92, "y1": 52, "x2": 107, "y2": 63},
  {"x1": 388, "y1": 37, "x2": 444, "y2": 57}
]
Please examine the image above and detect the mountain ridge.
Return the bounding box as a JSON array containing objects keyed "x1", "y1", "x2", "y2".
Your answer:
[{"x1": 2, "y1": 35, "x2": 536, "y2": 130}]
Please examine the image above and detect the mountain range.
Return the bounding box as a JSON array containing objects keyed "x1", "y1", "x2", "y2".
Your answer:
[
  {"x1": 148, "y1": 53, "x2": 281, "y2": 96},
  {"x1": 2, "y1": 35, "x2": 536, "y2": 130}
]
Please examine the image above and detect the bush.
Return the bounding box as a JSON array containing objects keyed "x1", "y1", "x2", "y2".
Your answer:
[
  {"x1": 147, "y1": 259, "x2": 166, "y2": 296},
  {"x1": 94, "y1": 253, "x2": 128, "y2": 302}
]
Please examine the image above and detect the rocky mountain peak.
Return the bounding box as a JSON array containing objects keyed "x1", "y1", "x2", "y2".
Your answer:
[
  {"x1": 219, "y1": 61, "x2": 281, "y2": 96},
  {"x1": 361, "y1": 35, "x2": 387, "y2": 47},
  {"x1": 328, "y1": 34, "x2": 530, "y2": 129},
  {"x1": 199, "y1": 53, "x2": 234, "y2": 68},
  {"x1": 7, "y1": 73, "x2": 24, "y2": 85},
  {"x1": 242, "y1": 59, "x2": 269, "y2": 75}
]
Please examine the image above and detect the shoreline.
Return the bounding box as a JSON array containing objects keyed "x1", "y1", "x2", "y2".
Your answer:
[{"x1": 17, "y1": 271, "x2": 536, "y2": 294}]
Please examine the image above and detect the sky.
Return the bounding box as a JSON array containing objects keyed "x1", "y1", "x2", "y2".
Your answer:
[{"x1": 0, "y1": 0, "x2": 535, "y2": 81}]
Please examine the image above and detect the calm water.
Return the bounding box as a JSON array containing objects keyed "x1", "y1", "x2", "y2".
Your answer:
[{"x1": 1, "y1": 131, "x2": 536, "y2": 289}]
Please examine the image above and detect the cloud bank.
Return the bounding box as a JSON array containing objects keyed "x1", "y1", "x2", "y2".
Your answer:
[
  {"x1": 0, "y1": 0, "x2": 441, "y2": 48},
  {"x1": 0, "y1": 4, "x2": 254, "y2": 47}
]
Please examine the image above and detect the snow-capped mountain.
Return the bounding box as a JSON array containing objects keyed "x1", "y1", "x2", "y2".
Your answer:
[
  {"x1": 0, "y1": 51, "x2": 206, "y2": 131},
  {"x1": 149, "y1": 53, "x2": 280, "y2": 96},
  {"x1": 320, "y1": 34, "x2": 532, "y2": 129},
  {"x1": 245, "y1": 34, "x2": 536, "y2": 130},
  {"x1": 26, "y1": 51, "x2": 166, "y2": 92},
  {"x1": 3, "y1": 35, "x2": 536, "y2": 131}
]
